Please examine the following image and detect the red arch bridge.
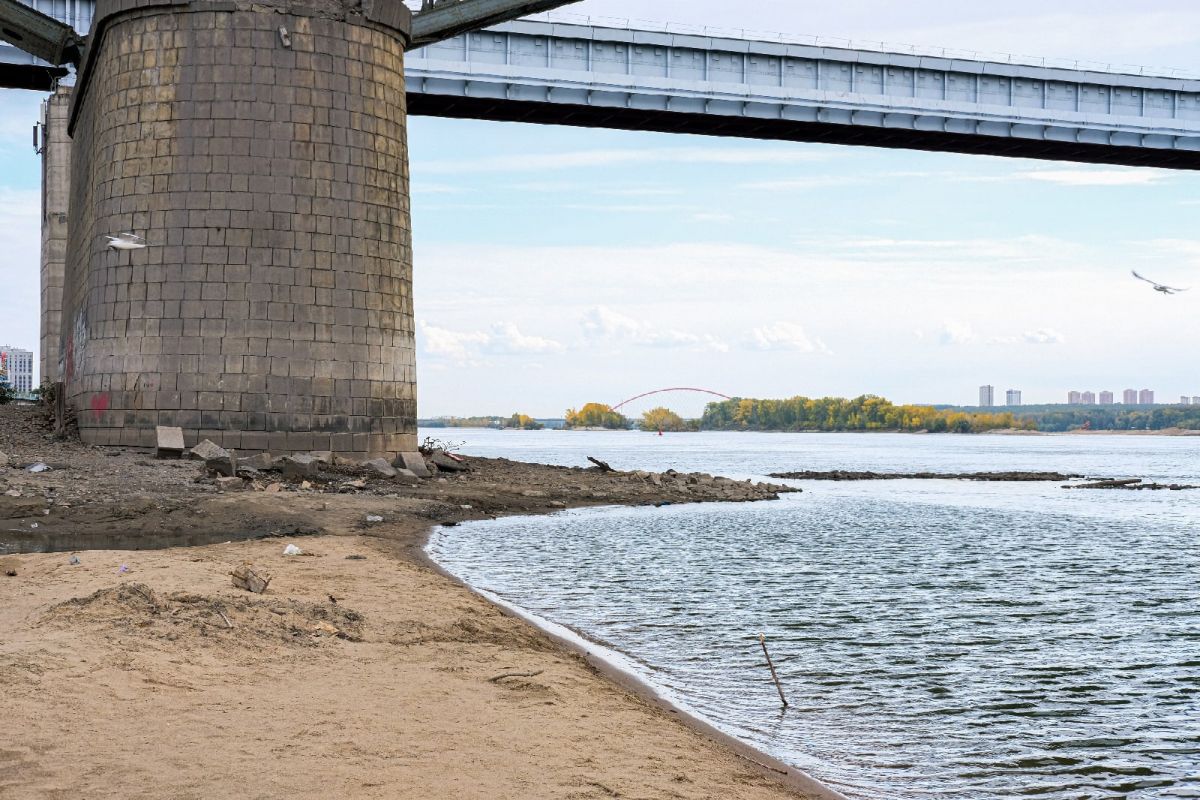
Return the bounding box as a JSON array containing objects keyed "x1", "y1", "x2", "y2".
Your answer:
[{"x1": 610, "y1": 388, "x2": 733, "y2": 413}]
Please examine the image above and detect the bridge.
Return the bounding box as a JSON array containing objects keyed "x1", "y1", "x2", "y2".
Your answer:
[
  {"x1": 3, "y1": 0, "x2": 1199, "y2": 459},
  {"x1": 9, "y1": 2, "x2": 1200, "y2": 166},
  {"x1": 406, "y1": 17, "x2": 1200, "y2": 168}
]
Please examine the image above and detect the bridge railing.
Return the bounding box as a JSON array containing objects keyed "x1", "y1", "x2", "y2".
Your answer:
[{"x1": 484, "y1": 8, "x2": 1200, "y2": 82}]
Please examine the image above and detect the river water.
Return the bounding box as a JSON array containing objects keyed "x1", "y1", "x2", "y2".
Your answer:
[{"x1": 424, "y1": 429, "x2": 1200, "y2": 800}]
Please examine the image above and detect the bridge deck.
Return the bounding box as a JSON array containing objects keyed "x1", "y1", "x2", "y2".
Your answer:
[
  {"x1": 405, "y1": 19, "x2": 1200, "y2": 168},
  {"x1": 6, "y1": 2, "x2": 1200, "y2": 167}
]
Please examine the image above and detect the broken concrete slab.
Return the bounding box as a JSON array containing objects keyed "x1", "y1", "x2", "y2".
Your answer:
[
  {"x1": 155, "y1": 426, "x2": 185, "y2": 459},
  {"x1": 231, "y1": 565, "x2": 271, "y2": 594},
  {"x1": 282, "y1": 454, "x2": 320, "y2": 478},
  {"x1": 238, "y1": 453, "x2": 280, "y2": 471},
  {"x1": 206, "y1": 449, "x2": 238, "y2": 478},
  {"x1": 215, "y1": 476, "x2": 245, "y2": 491},
  {"x1": 191, "y1": 439, "x2": 229, "y2": 461},
  {"x1": 306, "y1": 451, "x2": 333, "y2": 464},
  {"x1": 430, "y1": 451, "x2": 468, "y2": 473},
  {"x1": 364, "y1": 458, "x2": 397, "y2": 478},
  {"x1": 392, "y1": 451, "x2": 431, "y2": 478}
]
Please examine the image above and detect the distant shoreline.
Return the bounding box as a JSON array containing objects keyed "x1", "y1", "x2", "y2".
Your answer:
[{"x1": 432, "y1": 426, "x2": 1200, "y2": 437}]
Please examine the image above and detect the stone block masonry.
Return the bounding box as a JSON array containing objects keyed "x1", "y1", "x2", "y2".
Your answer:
[
  {"x1": 61, "y1": 0, "x2": 416, "y2": 456},
  {"x1": 41, "y1": 85, "x2": 72, "y2": 387}
]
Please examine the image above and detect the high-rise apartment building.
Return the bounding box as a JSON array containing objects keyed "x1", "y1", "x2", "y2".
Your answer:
[
  {"x1": 979, "y1": 385, "x2": 994, "y2": 407},
  {"x1": 1194, "y1": 397, "x2": 1200, "y2": 406},
  {"x1": 1139, "y1": 389, "x2": 1155, "y2": 405},
  {"x1": 1123, "y1": 389, "x2": 1139, "y2": 405},
  {"x1": 1081, "y1": 391, "x2": 1096, "y2": 405},
  {"x1": 1068, "y1": 391, "x2": 1082, "y2": 404},
  {"x1": 1099, "y1": 391, "x2": 1114, "y2": 405},
  {"x1": 1006, "y1": 390, "x2": 1022, "y2": 406},
  {"x1": 0, "y1": 346, "x2": 34, "y2": 394}
]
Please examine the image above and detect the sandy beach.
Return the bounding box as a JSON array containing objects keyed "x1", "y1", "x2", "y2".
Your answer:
[{"x1": 0, "y1": 406, "x2": 836, "y2": 800}]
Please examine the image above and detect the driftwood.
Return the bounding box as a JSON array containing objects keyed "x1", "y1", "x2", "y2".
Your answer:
[
  {"x1": 214, "y1": 608, "x2": 234, "y2": 629},
  {"x1": 231, "y1": 565, "x2": 271, "y2": 594},
  {"x1": 488, "y1": 669, "x2": 544, "y2": 683},
  {"x1": 759, "y1": 633, "x2": 788, "y2": 709},
  {"x1": 587, "y1": 456, "x2": 614, "y2": 473}
]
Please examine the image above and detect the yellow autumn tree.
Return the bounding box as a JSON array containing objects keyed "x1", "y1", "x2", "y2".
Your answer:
[
  {"x1": 564, "y1": 403, "x2": 629, "y2": 430},
  {"x1": 639, "y1": 407, "x2": 689, "y2": 432}
]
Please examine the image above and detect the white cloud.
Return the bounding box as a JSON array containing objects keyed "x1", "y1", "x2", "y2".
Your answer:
[
  {"x1": 580, "y1": 306, "x2": 728, "y2": 352},
  {"x1": 418, "y1": 321, "x2": 490, "y2": 363},
  {"x1": 739, "y1": 176, "x2": 867, "y2": 191},
  {"x1": 421, "y1": 146, "x2": 831, "y2": 175},
  {"x1": 595, "y1": 187, "x2": 683, "y2": 197},
  {"x1": 1023, "y1": 328, "x2": 1066, "y2": 345},
  {"x1": 1015, "y1": 169, "x2": 1168, "y2": 187},
  {"x1": 988, "y1": 328, "x2": 1066, "y2": 345},
  {"x1": 418, "y1": 320, "x2": 564, "y2": 363},
  {"x1": 938, "y1": 321, "x2": 977, "y2": 346},
  {"x1": 486, "y1": 322, "x2": 565, "y2": 355},
  {"x1": 745, "y1": 322, "x2": 830, "y2": 354}
]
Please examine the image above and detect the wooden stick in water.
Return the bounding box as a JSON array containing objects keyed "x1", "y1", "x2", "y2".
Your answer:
[{"x1": 759, "y1": 633, "x2": 788, "y2": 709}]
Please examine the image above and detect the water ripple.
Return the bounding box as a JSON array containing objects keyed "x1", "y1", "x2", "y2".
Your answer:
[{"x1": 426, "y1": 430, "x2": 1200, "y2": 800}]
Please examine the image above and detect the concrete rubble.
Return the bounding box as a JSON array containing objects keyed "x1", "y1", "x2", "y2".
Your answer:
[
  {"x1": 429, "y1": 450, "x2": 469, "y2": 473},
  {"x1": 231, "y1": 565, "x2": 271, "y2": 594},
  {"x1": 282, "y1": 455, "x2": 321, "y2": 479},
  {"x1": 155, "y1": 426, "x2": 185, "y2": 460},
  {"x1": 190, "y1": 440, "x2": 228, "y2": 462},
  {"x1": 364, "y1": 459, "x2": 397, "y2": 479},
  {"x1": 393, "y1": 451, "x2": 431, "y2": 478}
]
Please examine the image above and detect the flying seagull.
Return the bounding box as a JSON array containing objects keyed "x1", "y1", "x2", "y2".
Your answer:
[
  {"x1": 106, "y1": 232, "x2": 147, "y2": 251},
  {"x1": 1131, "y1": 270, "x2": 1188, "y2": 295}
]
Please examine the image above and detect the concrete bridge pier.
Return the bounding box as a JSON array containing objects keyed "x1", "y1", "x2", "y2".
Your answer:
[
  {"x1": 40, "y1": 84, "x2": 71, "y2": 388},
  {"x1": 61, "y1": 0, "x2": 417, "y2": 456}
]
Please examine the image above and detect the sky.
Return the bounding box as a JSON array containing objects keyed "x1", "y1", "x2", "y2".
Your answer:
[{"x1": 3, "y1": 1, "x2": 1200, "y2": 417}]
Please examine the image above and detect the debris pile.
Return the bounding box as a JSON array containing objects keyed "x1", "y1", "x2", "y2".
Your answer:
[
  {"x1": 188, "y1": 441, "x2": 462, "y2": 495},
  {"x1": 621, "y1": 469, "x2": 796, "y2": 500},
  {"x1": 1063, "y1": 478, "x2": 1200, "y2": 491},
  {"x1": 45, "y1": 582, "x2": 365, "y2": 645}
]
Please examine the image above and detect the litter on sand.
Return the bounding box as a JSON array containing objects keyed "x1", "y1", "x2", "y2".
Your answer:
[{"x1": 282, "y1": 544, "x2": 304, "y2": 556}]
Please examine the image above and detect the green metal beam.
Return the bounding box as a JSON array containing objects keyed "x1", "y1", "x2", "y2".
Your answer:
[
  {"x1": 0, "y1": 0, "x2": 83, "y2": 65},
  {"x1": 410, "y1": 0, "x2": 581, "y2": 48}
]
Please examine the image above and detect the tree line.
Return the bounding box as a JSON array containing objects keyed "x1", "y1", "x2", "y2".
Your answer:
[
  {"x1": 1003, "y1": 406, "x2": 1200, "y2": 432},
  {"x1": 563, "y1": 396, "x2": 1031, "y2": 433},
  {"x1": 422, "y1": 413, "x2": 544, "y2": 430},
  {"x1": 699, "y1": 395, "x2": 1033, "y2": 433}
]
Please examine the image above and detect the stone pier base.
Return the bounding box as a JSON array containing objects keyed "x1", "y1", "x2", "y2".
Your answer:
[{"x1": 61, "y1": 0, "x2": 416, "y2": 456}]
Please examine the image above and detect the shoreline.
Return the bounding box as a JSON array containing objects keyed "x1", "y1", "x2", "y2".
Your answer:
[
  {"x1": 418, "y1": 514, "x2": 850, "y2": 800},
  {"x1": 0, "y1": 403, "x2": 844, "y2": 799}
]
